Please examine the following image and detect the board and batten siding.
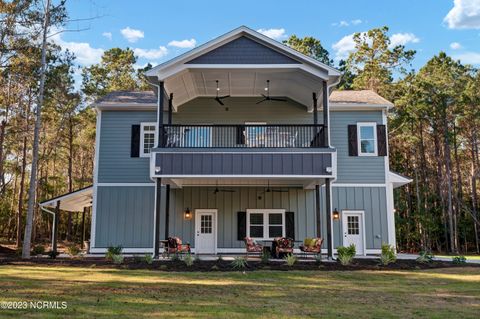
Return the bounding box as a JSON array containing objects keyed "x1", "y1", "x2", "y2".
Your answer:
[
  {"x1": 94, "y1": 186, "x2": 155, "y2": 248},
  {"x1": 98, "y1": 111, "x2": 156, "y2": 183}
]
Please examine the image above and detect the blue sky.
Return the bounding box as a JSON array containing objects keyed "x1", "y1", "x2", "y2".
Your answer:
[{"x1": 57, "y1": 0, "x2": 480, "y2": 82}]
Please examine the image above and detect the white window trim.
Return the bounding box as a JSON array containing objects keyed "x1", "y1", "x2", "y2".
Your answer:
[
  {"x1": 246, "y1": 209, "x2": 286, "y2": 240},
  {"x1": 140, "y1": 122, "x2": 157, "y2": 157},
  {"x1": 357, "y1": 122, "x2": 377, "y2": 156}
]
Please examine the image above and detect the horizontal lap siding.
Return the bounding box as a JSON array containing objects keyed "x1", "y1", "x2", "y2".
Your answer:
[
  {"x1": 330, "y1": 111, "x2": 385, "y2": 183},
  {"x1": 95, "y1": 186, "x2": 154, "y2": 248},
  {"x1": 98, "y1": 111, "x2": 156, "y2": 183}
]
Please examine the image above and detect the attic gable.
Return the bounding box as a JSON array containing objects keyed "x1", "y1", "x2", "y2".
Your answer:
[{"x1": 185, "y1": 36, "x2": 301, "y2": 65}]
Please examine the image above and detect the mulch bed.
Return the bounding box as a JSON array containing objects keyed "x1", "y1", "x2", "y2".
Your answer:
[{"x1": 0, "y1": 255, "x2": 477, "y2": 272}]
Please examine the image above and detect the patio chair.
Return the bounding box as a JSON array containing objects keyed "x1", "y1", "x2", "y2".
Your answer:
[
  {"x1": 299, "y1": 237, "x2": 323, "y2": 258},
  {"x1": 165, "y1": 237, "x2": 191, "y2": 256},
  {"x1": 244, "y1": 237, "x2": 263, "y2": 258},
  {"x1": 274, "y1": 237, "x2": 294, "y2": 258}
]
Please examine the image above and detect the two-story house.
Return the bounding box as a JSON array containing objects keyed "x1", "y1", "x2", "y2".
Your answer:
[{"x1": 85, "y1": 26, "x2": 410, "y2": 258}]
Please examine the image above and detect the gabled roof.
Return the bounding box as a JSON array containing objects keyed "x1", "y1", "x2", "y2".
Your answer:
[
  {"x1": 389, "y1": 171, "x2": 412, "y2": 188},
  {"x1": 39, "y1": 186, "x2": 93, "y2": 212},
  {"x1": 146, "y1": 26, "x2": 341, "y2": 80}
]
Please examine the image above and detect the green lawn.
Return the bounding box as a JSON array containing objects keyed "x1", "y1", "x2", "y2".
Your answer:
[{"x1": 0, "y1": 266, "x2": 479, "y2": 318}]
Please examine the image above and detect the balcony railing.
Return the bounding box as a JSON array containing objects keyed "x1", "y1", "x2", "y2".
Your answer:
[{"x1": 160, "y1": 124, "x2": 326, "y2": 148}]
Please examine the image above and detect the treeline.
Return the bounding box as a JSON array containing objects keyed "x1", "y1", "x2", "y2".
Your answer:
[{"x1": 0, "y1": 1, "x2": 478, "y2": 255}]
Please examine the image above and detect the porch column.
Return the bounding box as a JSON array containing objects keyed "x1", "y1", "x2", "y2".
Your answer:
[
  {"x1": 315, "y1": 184, "x2": 322, "y2": 239},
  {"x1": 81, "y1": 207, "x2": 86, "y2": 249},
  {"x1": 164, "y1": 93, "x2": 173, "y2": 240},
  {"x1": 52, "y1": 200, "x2": 60, "y2": 258},
  {"x1": 322, "y1": 81, "x2": 329, "y2": 146},
  {"x1": 157, "y1": 81, "x2": 165, "y2": 147},
  {"x1": 154, "y1": 178, "x2": 162, "y2": 258},
  {"x1": 325, "y1": 178, "x2": 334, "y2": 258}
]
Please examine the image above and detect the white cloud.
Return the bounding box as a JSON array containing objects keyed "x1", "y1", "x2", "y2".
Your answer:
[
  {"x1": 167, "y1": 38, "x2": 197, "y2": 49},
  {"x1": 257, "y1": 28, "x2": 287, "y2": 41},
  {"x1": 332, "y1": 33, "x2": 357, "y2": 60},
  {"x1": 49, "y1": 29, "x2": 104, "y2": 66},
  {"x1": 332, "y1": 19, "x2": 362, "y2": 27},
  {"x1": 450, "y1": 42, "x2": 462, "y2": 49},
  {"x1": 133, "y1": 46, "x2": 168, "y2": 60},
  {"x1": 453, "y1": 51, "x2": 480, "y2": 64},
  {"x1": 389, "y1": 33, "x2": 420, "y2": 47},
  {"x1": 102, "y1": 32, "x2": 112, "y2": 40},
  {"x1": 120, "y1": 27, "x2": 144, "y2": 43},
  {"x1": 444, "y1": 0, "x2": 480, "y2": 29}
]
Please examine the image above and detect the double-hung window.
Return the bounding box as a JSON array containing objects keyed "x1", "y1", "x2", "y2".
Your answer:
[
  {"x1": 357, "y1": 123, "x2": 377, "y2": 156},
  {"x1": 247, "y1": 209, "x2": 285, "y2": 240},
  {"x1": 140, "y1": 123, "x2": 157, "y2": 157}
]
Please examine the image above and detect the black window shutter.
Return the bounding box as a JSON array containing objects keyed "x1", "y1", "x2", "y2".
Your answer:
[
  {"x1": 131, "y1": 125, "x2": 140, "y2": 157},
  {"x1": 348, "y1": 125, "x2": 358, "y2": 156},
  {"x1": 285, "y1": 211, "x2": 295, "y2": 240},
  {"x1": 236, "y1": 125, "x2": 246, "y2": 145},
  {"x1": 237, "y1": 211, "x2": 246, "y2": 240},
  {"x1": 377, "y1": 124, "x2": 387, "y2": 156}
]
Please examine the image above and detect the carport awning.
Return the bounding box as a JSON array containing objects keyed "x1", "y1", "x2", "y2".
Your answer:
[{"x1": 39, "y1": 186, "x2": 93, "y2": 212}]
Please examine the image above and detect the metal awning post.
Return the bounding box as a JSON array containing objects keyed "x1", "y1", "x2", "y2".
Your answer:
[
  {"x1": 52, "y1": 200, "x2": 60, "y2": 258},
  {"x1": 81, "y1": 207, "x2": 86, "y2": 249}
]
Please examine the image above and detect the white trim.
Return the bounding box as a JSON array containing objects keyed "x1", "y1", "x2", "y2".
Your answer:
[
  {"x1": 331, "y1": 183, "x2": 386, "y2": 188},
  {"x1": 97, "y1": 183, "x2": 155, "y2": 187},
  {"x1": 146, "y1": 26, "x2": 341, "y2": 79},
  {"x1": 246, "y1": 209, "x2": 286, "y2": 240},
  {"x1": 194, "y1": 209, "x2": 218, "y2": 254},
  {"x1": 357, "y1": 122, "x2": 378, "y2": 156},
  {"x1": 90, "y1": 110, "x2": 102, "y2": 250},
  {"x1": 89, "y1": 248, "x2": 154, "y2": 254},
  {"x1": 153, "y1": 175, "x2": 335, "y2": 179},
  {"x1": 341, "y1": 210, "x2": 367, "y2": 256},
  {"x1": 140, "y1": 122, "x2": 157, "y2": 158},
  {"x1": 152, "y1": 150, "x2": 335, "y2": 154},
  {"x1": 152, "y1": 180, "x2": 158, "y2": 256}
]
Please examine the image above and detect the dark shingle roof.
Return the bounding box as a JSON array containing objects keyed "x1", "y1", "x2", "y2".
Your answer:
[
  {"x1": 95, "y1": 91, "x2": 157, "y2": 105},
  {"x1": 330, "y1": 90, "x2": 393, "y2": 106}
]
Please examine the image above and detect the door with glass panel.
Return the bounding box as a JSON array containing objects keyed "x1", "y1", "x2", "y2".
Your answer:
[
  {"x1": 195, "y1": 210, "x2": 217, "y2": 254},
  {"x1": 342, "y1": 211, "x2": 365, "y2": 255}
]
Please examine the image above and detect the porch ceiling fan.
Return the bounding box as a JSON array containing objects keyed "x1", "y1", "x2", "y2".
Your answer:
[
  {"x1": 213, "y1": 182, "x2": 236, "y2": 194},
  {"x1": 213, "y1": 80, "x2": 230, "y2": 106},
  {"x1": 256, "y1": 80, "x2": 287, "y2": 104},
  {"x1": 258, "y1": 181, "x2": 289, "y2": 198}
]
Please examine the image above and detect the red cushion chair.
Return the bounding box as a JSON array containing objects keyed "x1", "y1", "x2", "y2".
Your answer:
[
  {"x1": 274, "y1": 237, "x2": 294, "y2": 258},
  {"x1": 244, "y1": 237, "x2": 263, "y2": 257},
  {"x1": 299, "y1": 238, "x2": 323, "y2": 255},
  {"x1": 166, "y1": 237, "x2": 191, "y2": 255}
]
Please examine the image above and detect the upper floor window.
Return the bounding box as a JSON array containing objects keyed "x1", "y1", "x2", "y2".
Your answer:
[
  {"x1": 357, "y1": 123, "x2": 377, "y2": 156},
  {"x1": 140, "y1": 123, "x2": 156, "y2": 157}
]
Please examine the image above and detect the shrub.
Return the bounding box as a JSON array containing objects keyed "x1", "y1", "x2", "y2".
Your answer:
[
  {"x1": 144, "y1": 254, "x2": 153, "y2": 265},
  {"x1": 112, "y1": 254, "x2": 124, "y2": 264},
  {"x1": 48, "y1": 250, "x2": 59, "y2": 259},
  {"x1": 337, "y1": 244, "x2": 356, "y2": 265},
  {"x1": 170, "y1": 254, "x2": 180, "y2": 262},
  {"x1": 67, "y1": 245, "x2": 80, "y2": 256},
  {"x1": 452, "y1": 256, "x2": 467, "y2": 264},
  {"x1": 314, "y1": 253, "x2": 322, "y2": 265},
  {"x1": 261, "y1": 250, "x2": 270, "y2": 264},
  {"x1": 217, "y1": 255, "x2": 224, "y2": 262},
  {"x1": 231, "y1": 256, "x2": 248, "y2": 270},
  {"x1": 32, "y1": 244, "x2": 45, "y2": 256},
  {"x1": 380, "y1": 243, "x2": 397, "y2": 265},
  {"x1": 284, "y1": 254, "x2": 297, "y2": 267},
  {"x1": 183, "y1": 253, "x2": 194, "y2": 267},
  {"x1": 106, "y1": 245, "x2": 122, "y2": 260},
  {"x1": 416, "y1": 251, "x2": 434, "y2": 263}
]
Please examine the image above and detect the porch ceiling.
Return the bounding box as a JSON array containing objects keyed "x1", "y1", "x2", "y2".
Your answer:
[
  {"x1": 162, "y1": 177, "x2": 326, "y2": 190},
  {"x1": 165, "y1": 68, "x2": 324, "y2": 111}
]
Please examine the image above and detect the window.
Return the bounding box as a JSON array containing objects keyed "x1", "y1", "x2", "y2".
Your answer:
[
  {"x1": 140, "y1": 123, "x2": 157, "y2": 157},
  {"x1": 357, "y1": 123, "x2": 377, "y2": 156},
  {"x1": 247, "y1": 209, "x2": 285, "y2": 239}
]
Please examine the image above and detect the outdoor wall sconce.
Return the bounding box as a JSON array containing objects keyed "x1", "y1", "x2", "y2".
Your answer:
[
  {"x1": 184, "y1": 208, "x2": 192, "y2": 220},
  {"x1": 332, "y1": 208, "x2": 340, "y2": 220}
]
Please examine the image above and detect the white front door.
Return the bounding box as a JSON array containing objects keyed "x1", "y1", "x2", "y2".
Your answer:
[
  {"x1": 342, "y1": 211, "x2": 365, "y2": 255},
  {"x1": 195, "y1": 210, "x2": 217, "y2": 254}
]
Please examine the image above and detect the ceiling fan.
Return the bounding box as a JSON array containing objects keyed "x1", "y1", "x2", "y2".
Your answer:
[
  {"x1": 213, "y1": 80, "x2": 230, "y2": 106},
  {"x1": 256, "y1": 80, "x2": 287, "y2": 104},
  {"x1": 257, "y1": 181, "x2": 289, "y2": 199},
  {"x1": 213, "y1": 182, "x2": 236, "y2": 194}
]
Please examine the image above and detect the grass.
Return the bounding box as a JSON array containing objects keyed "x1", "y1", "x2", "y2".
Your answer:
[{"x1": 0, "y1": 266, "x2": 479, "y2": 318}]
